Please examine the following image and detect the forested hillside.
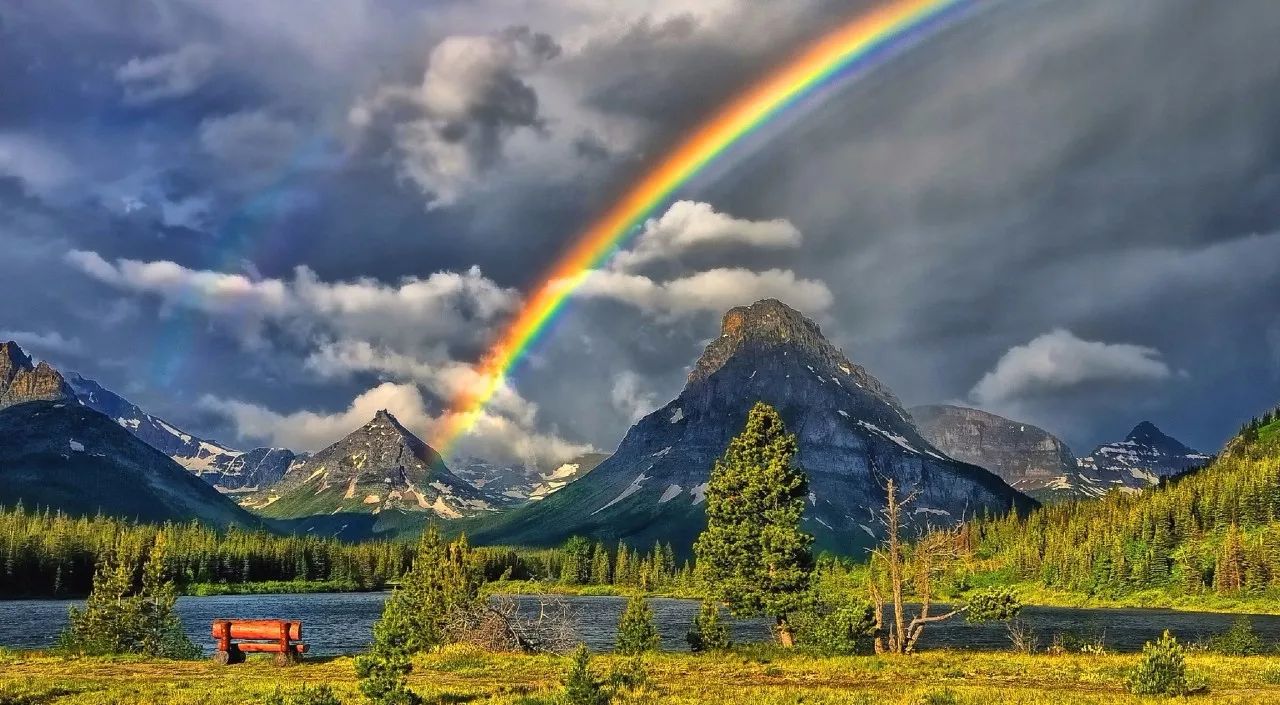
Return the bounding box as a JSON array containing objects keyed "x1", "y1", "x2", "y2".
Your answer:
[
  {"x1": 0, "y1": 506, "x2": 414, "y2": 597},
  {"x1": 966, "y1": 408, "x2": 1280, "y2": 600}
]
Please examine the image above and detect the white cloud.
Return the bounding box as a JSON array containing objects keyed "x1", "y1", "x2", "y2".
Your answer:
[
  {"x1": 610, "y1": 370, "x2": 657, "y2": 421},
  {"x1": 971, "y1": 329, "x2": 1174, "y2": 405},
  {"x1": 304, "y1": 339, "x2": 536, "y2": 427},
  {"x1": 201, "y1": 382, "x2": 435, "y2": 452},
  {"x1": 115, "y1": 44, "x2": 219, "y2": 105},
  {"x1": 64, "y1": 250, "x2": 516, "y2": 351},
  {"x1": 611, "y1": 200, "x2": 801, "y2": 271},
  {"x1": 351, "y1": 29, "x2": 559, "y2": 207},
  {"x1": 202, "y1": 381, "x2": 592, "y2": 465},
  {"x1": 569, "y1": 267, "x2": 832, "y2": 318},
  {"x1": 0, "y1": 330, "x2": 83, "y2": 358}
]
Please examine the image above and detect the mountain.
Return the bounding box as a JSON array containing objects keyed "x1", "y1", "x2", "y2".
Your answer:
[
  {"x1": 453, "y1": 453, "x2": 609, "y2": 503},
  {"x1": 0, "y1": 341, "x2": 74, "y2": 409},
  {"x1": 66, "y1": 373, "x2": 296, "y2": 491},
  {"x1": 0, "y1": 400, "x2": 259, "y2": 527},
  {"x1": 469, "y1": 299, "x2": 1036, "y2": 555},
  {"x1": 912, "y1": 405, "x2": 1082, "y2": 501},
  {"x1": 1075, "y1": 421, "x2": 1210, "y2": 491},
  {"x1": 247, "y1": 410, "x2": 492, "y2": 520}
]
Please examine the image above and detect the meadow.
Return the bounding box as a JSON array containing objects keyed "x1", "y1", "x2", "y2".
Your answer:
[{"x1": 3, "y1": 646, "x2": 1280, "y2": 705}]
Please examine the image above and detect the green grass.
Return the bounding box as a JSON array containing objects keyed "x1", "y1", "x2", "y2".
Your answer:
[
  {"x1": 481, "y1": 579, "x2": 705, "y2": 599},
  {"x1": 3, "y1": 646, "x2": 1280, "y2": 704},
  {"x1": 182, "y1": 579, "x2": 372, "y2": 596}
]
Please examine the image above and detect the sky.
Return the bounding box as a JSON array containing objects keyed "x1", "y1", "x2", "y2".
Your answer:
[{"x1": 2, "y1": 0, "x2": 1279, "y2": 465}]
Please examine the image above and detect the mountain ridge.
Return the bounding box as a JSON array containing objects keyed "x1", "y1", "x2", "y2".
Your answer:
[{"x1": 468, "y1": 299, "x2": 1036, "y2": 555}]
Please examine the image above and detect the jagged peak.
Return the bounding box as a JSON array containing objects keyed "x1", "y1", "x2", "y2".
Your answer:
[
  {"x1": 691, "y1": 300, "x2": 843, "y2": 381},
  {"x1": 1126, "y1": 420, "x2": 1163, "y2": 439},
  {"x1": 687, "y1": 300, "x2": 899, "y2": 405},
  {"x1": 1, "y1": 341, "x2": 33, "y2": 373}
]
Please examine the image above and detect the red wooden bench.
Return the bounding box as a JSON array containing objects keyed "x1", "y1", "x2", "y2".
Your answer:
[{"x1": 210, "y1": 619, "x2": 308, "y2": 666}]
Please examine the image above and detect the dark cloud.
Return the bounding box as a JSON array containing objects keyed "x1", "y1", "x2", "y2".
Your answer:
[{"x1": 2, "y1": 0, "x2": 1279, "y2": 462}]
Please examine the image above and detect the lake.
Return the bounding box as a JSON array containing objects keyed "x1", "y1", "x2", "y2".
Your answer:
[{"x1": 2, "y1": 592, "x2": 1277, "y2": 657}]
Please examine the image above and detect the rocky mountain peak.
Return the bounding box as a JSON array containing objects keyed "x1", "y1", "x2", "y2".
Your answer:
[
  {"x1": 249, "y1": 407, "x2": 490, "y2": 520},
  {"x1": 0, "y1": 341, "x2": 73, "y2": 410},
  {"x1": 689, "y1": 299, "x2": 898, "y2": 405},
  {"x1": 0, "y1": 341, "x2": 32, "y2": 384}
]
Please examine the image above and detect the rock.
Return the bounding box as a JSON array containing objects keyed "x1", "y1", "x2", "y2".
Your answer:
[
  {"x1": 0, "y1": 341, "x2": 74, "y2": 409},
  {"x1": 912, "y1": 405, "x2": 1082, "y2": 502}
]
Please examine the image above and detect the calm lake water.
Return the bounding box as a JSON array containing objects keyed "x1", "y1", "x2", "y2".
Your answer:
[{"x1": 2, "y1": 592, "x2": 1278, "y2": 657}]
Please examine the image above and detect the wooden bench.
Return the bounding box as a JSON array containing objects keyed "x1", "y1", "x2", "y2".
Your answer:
[{"x1": 210, "y1": 619, "x2": 307, "y2": 666}]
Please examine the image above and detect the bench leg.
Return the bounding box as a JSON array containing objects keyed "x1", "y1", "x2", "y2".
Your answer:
[
  {"x1": 273, "y1": 650, "x2": 300, "y2": 667},
  {"x1": 212, "y1": 650, "x2": 231, "y2": 666}
]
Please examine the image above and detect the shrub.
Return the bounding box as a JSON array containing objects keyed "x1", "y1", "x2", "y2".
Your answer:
[
  {"x1": 964, "y1": 587, "x2": 1022, "y2": 624},
  {"x1": 1207, "y1": 616, "x2": 1264, "y2": 656},
  {"x1": 793, "y1": 597, "x2": 876, "y2": 655},
  {"x1": 562, "y1": 644, "x2": 609, "y2": 705},
  {"x1": 911, "y1": 688, "x2": 960, "y2": 705},
  {"x1": 608, "y1": 655, "x2": 651, "y2": 692},
  {"x1": 265, "y1": 685, "x2": 344, "y2": 705},
  {"x1": 686, "y1": 600, "x2": 731, "y2": 653},
  {"x1": 57, "y1": 536, "x2": 198, "y2": 659},
  {"x1": 1126, "y1": 631, "x2": 1207, "y2": 696},
  {"x1": 615, "y1": 596, "x2": 660, "y2": 655}
]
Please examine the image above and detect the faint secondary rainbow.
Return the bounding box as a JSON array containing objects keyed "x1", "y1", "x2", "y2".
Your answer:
[{"x1": 437, "y1": 0, "x2": 972, "y2": 451}]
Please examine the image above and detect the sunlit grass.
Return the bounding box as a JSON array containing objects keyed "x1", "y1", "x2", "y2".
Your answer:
[{"x1": 3, "y1": 645, "x2": 1279, "y2": 704}]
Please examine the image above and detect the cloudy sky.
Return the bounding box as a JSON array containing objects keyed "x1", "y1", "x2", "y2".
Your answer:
[{"x1": 3, "y1": 0, "x2": 1279, "y2": 464}]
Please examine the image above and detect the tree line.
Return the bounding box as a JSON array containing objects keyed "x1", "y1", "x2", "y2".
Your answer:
[{"x1": 0, "y1": 505, "x2": 415, "y2": 597}]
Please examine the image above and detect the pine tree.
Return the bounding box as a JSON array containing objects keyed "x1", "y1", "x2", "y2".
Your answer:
[
  {"x1": 356, "y1": 528, "x2": 481, "y2": 704},
  {"x1": 686, "y1": 600, "x2": 731, "y2": 652},
  {"x1": 561, "y1": 536, "x2": 592, "y2": 585},
  {"x1": 562, "y1": 644, "x2": 608, "y2": 705},
  {"x1": 615, "y1": 595, "x2": 660, "y2": 654},
  {"x1": 590, "y1": 542, "x2": 611, "y2": 585},
  {"x1": 694, "y1": 402, "x2": 813, "y2": 646}
]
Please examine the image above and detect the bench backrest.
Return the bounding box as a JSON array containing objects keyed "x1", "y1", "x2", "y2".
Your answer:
[{"x1": 211, "y1": 619, "x2": 301, "y2": 641}]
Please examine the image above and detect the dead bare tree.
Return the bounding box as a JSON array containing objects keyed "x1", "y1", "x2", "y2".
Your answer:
[
  {"x1": 445, "y1": 596, "x2": 578, "y2": 654},
  {"x1": 868, "y1": 478, "x2": 989, "y2": 655}
]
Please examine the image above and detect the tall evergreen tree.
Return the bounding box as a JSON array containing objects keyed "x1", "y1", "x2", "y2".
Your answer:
[
  {"x1": 356, "y1": 528, "x2": 481, "y2": 704},
  {"x1": 694, "y1": 402, "x2": 813, "y2": 646}
]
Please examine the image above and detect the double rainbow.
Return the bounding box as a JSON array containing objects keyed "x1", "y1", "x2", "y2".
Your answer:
[{"x1": 437, "y1": 0, "x2": 971, "y2": 451}]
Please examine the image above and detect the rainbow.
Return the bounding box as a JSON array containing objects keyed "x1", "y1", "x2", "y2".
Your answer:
[{"x1": 437, "y1": 0, "x2": 972, "y2": 451}]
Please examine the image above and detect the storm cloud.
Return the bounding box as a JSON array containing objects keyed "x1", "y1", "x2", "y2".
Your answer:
[{"x1": 1, "y1": 0, "x2": 1279, "y2": 464}]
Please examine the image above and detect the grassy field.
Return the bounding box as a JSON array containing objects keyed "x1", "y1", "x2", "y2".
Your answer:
[{"x1": 3, "y1": 645, "x2": 1280, "y2": 704}]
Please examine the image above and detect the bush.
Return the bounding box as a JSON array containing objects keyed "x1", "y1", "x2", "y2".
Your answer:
[
  {"x1": 615, "y1": 596, "x2": 659, "y2": 655},
  {"x1": 562, "y1": 644, "x2": 609, "y2": 705},
  {"x1": 57, "y1": 536, "x2": 199, "y2": 659},
  {"x1": 608, "y1": 655, "x2": 651, "y2": 693},
  {"x1": 911, "y1": 689, "x2": 960, "y2": 705},
  {"x1": 265, "y1": 685, "x2": 344, "y2": 705},
  {"x1": 1207, "y1": 616, "x2": 1264, "y2": 656},
  {"x1": 964, "y1": 587, "x2": 1022, "y2": 624},
  {"x1": 793, "y1": 597, "x2": 876, "y2": 655},
  {"x1": 686, "y1": 600, "x2": 731, "y2": 652},
  {"x1": 1126, "y1": 631, "x2": 1207, "y2": 696}
]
